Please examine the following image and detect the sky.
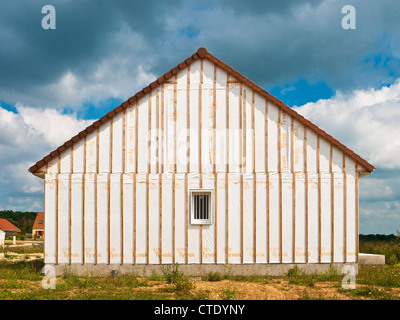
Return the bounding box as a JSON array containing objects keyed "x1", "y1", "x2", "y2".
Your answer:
[{"x1": 0, "y1": 0, "x2": 399, "y2": 234}]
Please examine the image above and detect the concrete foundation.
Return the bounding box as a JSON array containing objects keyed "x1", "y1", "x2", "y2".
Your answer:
[
  {"x1": 358, "y1": 253, "x2": 385, "y2": 267},
  {"x1": 48, "y1": 262, "x2": 358, "y2": 277}
]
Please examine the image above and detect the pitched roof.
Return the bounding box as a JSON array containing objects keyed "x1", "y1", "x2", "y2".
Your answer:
[
  {"x1": 32, "y1": 212, "x2": 44, "y2": 230},
  {"x1": 0, "y1": 218, "x2": 21, "y2": 232},
  {"x1": 28, "y1": 47, "x2": 375, "y2": 174}
]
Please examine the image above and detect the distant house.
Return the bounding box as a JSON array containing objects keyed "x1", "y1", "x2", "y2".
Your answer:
[
  {"x1": 0, "y1": 218, "x2": 21, "y2": 237},
  {"x1": 32, "y1": 212, "x2": 44, "y2": 239}
]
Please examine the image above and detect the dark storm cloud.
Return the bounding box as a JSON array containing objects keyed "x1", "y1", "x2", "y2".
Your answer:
[
  {"x1": 0, "y1": 0, "x2": 183, "y2": 104},
  {"x1": 1, "y1": 0, "x2": 400, "y2": 109}
]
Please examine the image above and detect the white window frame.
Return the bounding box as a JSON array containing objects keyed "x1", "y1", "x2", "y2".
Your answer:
[{"x1": 189, "y1": 189, "x2": 214, "y2": 225}]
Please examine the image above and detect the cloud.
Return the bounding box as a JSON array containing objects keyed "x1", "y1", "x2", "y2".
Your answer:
[
  {"x1": 0, "y1": 1, "x2": 179, "y2": 109},
  {"x1": 0, "y1": 104, "x2": 94, "y2": 211},
  {"x1": 2, "y1": 0, "x2": 400, "y2": 112},
  {"x1": 294, "y1": 79, "x2": 400, "y2": 234},
  {"x1": 294, "y1": 79, "x2": 400, "y2": 170}
]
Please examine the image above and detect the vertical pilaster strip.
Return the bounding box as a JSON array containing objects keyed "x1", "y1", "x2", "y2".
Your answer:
[
  {"x1": 213, "y1": 64, "x2": 217, "y2": 173},
  {"x1": 56, "y1": 156, "x2": 60, "y2": 265},
  {"x1": 304, "y1": 127, "x2": 308, "y2": 263},
  {"x1": 278, "y1": 109, "x2": 282, "y2": 263},
  {"x1": 95, "y1": 128, "x2": 99, "y2": 265},
  {"x1": 240, "y1": 174, "x2": 244, "y2": 264},
  {"x1": 199, "y1": 59, "x2": 203, "y2": 177},
  {"x1": 172, "y1": 172, "x2": 176, "y2": 264},
  {"x1": 291, "y1": 117, "x2": 296, "y2": 263},
  {"x1": 156, "y1": 90, "x2": 160, "y2": 174},
  {"x1": 44, "y1": 166, "x2": 46, "y2": 262},
  {"x1": 214, "y1": 172, "x2": 218, "y2": 263},
  {"x1": 355, "y1": 164, "x2": 359, "y2": 263},
  {"x1": 226, "y1": 73, "x2": 230, "y2": 174},
  {"x1": 330, "y1": 145, "x2": 334, "y2": 262},
  {"x1": 187, "y1": 66, "x2": 191, "y2": 173},
  {"x1": 82, "y1": 136, "x2": 86, "y2": 264},
  {"x1": 240, "y1": 85, "x2": 244, "y2": 264},
  {"x1": 121, "y1": 171, "x2": 124, "y2": 265},
  {"x1": 240, "y1": 85, "x2": 244, "y2": 172},
  {"x1": 265, "y1": 100, "x2": 270, "y2": 263},
  {"x1": 108, "y1": 118, "x2": 113, "y2": 265},
  {"x1": 225, "y1": 172, "x2": 229, "y2": 264},
  {"x1": 173, "y1": 77, "x2": 177, "y2": 264},
  {"x1": 317, "y1": 135, "x2": 321, "y2": 263},
  {"x1": 122, "y1": 109, "x2": 126, "y2": 265},
  {"x1": 135, "y1": 101, "x2": 139, "y2": 173},
  {"x1": 107, "y1": 171, "x2": 111, "y2": 265},
  {"x1": 174, "y1": 76, "x2": 177, "y2": 173},
  {"x1": 185, "y1": 173, "x2": 188, "y2": 264},
  {"x1": 253, "y1": 91, "x2": 256, "y2": 263},
  {"x1": 161, "y1": 88, "x2": 164, "y2": 173},
  {"x1": 149, "y1": 92, "x2": 152, "y2": 173},
  {"x1": 159, "y1": 174, "x2": 163, "y2": 264},
  {"x1": 213, "y1": 65, "x2": 218, "y2": 263},
  {"x1": 199, "y1": 58, "x2": 203, "y2": 264},
  {"x1": 134, "y1": 102, "x2": 139, "y2": 264},
  {"x1": 69, "y1": 145, "x2": 74, "y2": 265},
  {"x1": 133, "y1": 172, "x2": 137, "y2": 264},
  {"x1": 147, "y1": 172, "x2": 150, "y2": 264},
  {"x1": 158, "y1": 89, "x2": 162, "y2": 263},
  {"x1": 186, "y1": 66, "x2": 190, "y2": 263},
  {"x1": 225, "y1": 72, "x2": 229, "y2": 264},
  {"x1": 343, "y1": 153, "x2": 347, "y2": 263},
  {"x1": 147, "y1": 93, "x2": 152, "y2": 265}
]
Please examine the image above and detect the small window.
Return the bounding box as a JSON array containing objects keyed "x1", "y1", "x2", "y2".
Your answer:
[
  {"x1": 39, "y1": 220, "x2": 43, "y2": 224},
  {"x1": 190, "y1": 189, "x2": 214, "y2": 225}
]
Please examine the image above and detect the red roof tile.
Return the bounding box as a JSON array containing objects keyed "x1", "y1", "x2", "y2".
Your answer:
[
  {"x1": 0, "y1": 218, "x2": 21, "y2": 232},
  {"x1": 32, "y1": 212, "x2": 44, "y2": 230},
  {"x1": 28, "y1": 47, "x2": 375, "y2": 174}
]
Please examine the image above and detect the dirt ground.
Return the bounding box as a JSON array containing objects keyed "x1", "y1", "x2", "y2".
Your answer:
[
  {"x1": 141, "y1": 277, "x2": 400, "y2": 300},
  {"x1": 178, "y1": 279, "x2": 351, "y2": 300}
]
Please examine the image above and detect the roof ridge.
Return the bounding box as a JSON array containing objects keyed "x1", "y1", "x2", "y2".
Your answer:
[{"x1": 28, "y1": 47, "x2": 374, "y2": 174}]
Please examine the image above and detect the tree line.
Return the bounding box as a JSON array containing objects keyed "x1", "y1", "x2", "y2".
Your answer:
[{"x1": 0, "y1": 210, "x2": 37, "y2": 235}]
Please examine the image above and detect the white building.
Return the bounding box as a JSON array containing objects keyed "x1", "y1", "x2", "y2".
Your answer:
[{"x1": 29, "y1": 48, "x2": 374, "y2": 275}]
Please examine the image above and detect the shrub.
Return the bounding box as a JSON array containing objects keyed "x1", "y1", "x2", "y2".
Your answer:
[
  {"x1": 161, "y1": 263, "x2": 182, "y2": 284},
  {"x1": 220, "y1": 283, "x2": 237, "y2": 300},
  {"x1": 161, "y1": 263, "x2": 194, "y2": 292},
  {"x1": 204, "y1": 272, "x2": 223, "y2": 282},
  {"x1": 149, "y1": 270, "x2": 163, "y2": 281}
]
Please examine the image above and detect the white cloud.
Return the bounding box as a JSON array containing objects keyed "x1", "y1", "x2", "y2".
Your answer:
[
  {"x1": 294, "y1": 80, "x2": 400, "y2": 234},
  {"x1": 17, "y1": 105, "x2": 93, "y2": 147},
  {"x1": 0, "y1": 105, "x2": 95, "y2": 211},
  {"x1": 294, "y1": 79, "x2": 400, "y2": 170}
]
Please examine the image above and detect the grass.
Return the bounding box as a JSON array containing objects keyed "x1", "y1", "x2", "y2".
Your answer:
[
  {"x1": 286, "y1": 264, "x2": 342, "y2": 287},
  {"x1": 161, "y1": 263, "x2": 195, "y2": 292},
  {"x1": 220, "y1": 283, "x2": 238, "y2": 300},
  {"x1": 0, "y1": 259, "x2": 398, "y2": 300},
  {"x1": 338, "y1": 286, "x2": 396, "y2": 300},
  {"x1": 1, "y1": 245, "x2": 44, "y2": 255},
  {"x1": 360, "y1": 239, "x2": 400, "y2": 265},
  {"x1": 0, "y1": 238, "x2": 398, "y2": 300}
]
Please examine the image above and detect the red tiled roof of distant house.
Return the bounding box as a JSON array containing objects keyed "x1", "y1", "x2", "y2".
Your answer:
[{"x1": 0, "y1": 218, "x2": 21, "y2": 232}]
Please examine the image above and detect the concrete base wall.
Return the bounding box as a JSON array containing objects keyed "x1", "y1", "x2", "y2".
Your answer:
[
  {"x1": 359, "y1": 253, "x2": 385, "y2": 266},
  {"x1": 48, "y1": 263, "x2": 358, "y2": 277}
]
